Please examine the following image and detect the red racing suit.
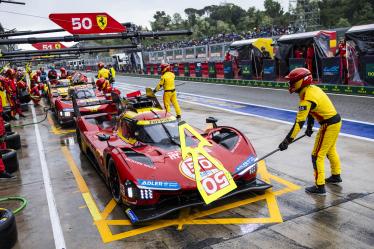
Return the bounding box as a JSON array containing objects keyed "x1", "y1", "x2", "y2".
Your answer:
[
  {"x1": 337, "y1": 43, "x2": 348, "y2": 84},
  {"x1": 306, "y1": 46, "x2": 314, "y2": 74},
  {"x1": 4, "y1": 78, "x2": 22, "y2": 118}
]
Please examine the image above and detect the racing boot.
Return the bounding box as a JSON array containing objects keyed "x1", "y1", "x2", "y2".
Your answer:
[
  {"x1": 0, "y1": 171, "x2": 17, "y2": 180},
  {"x1": 325, "y1": 174, "x2": 342, "y2": 184},
  {"x1": 305, "y1": 184, "x2": 326, "y2": 196}
]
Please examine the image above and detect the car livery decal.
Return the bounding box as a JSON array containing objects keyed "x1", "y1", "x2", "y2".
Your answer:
[
  {"x1": 125, "y1": 208, "x2": 139, "y2": 223},
  {"x1": 179, "y1": 155, "x2": 220, "y2": 181},
  {"x1": 235, "y1": 155, "x2": 257, "y2": 175},
  {"x1": 137, "y1": 179, "x2": 181, "y2": 190}
]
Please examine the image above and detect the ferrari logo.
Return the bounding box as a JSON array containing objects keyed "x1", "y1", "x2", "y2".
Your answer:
[
  {"x1": 54, "y1": 43, "x2": 61, "y2": 49},
  {"x1": 96, "y1": 15, "x2": 108, "y2": 30}
]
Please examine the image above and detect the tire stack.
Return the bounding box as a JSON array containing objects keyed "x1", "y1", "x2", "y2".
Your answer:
[
  {"x1": 1, "y1": 124, "x2": 20, "y2": 174},
  {"x1": 0, "y1": 208, "x2": 18, "y2": 249}
]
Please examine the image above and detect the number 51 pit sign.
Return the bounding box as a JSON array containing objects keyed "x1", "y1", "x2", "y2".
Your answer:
[{"x1": 49, "y1": 13, "x2": 126, "y2": 34}]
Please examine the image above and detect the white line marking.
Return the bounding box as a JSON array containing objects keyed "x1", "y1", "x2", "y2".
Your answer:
[
  {"x1": 121, "y1": 75, "x2": 374, "y2": 99},
  {"x1": 31, "y1": 105, "x2": 66, "y2": 249},
  {"x1": 118, "y1": 84, "x2": 374, "y2": 142},
  {"x1": 118, "y1": 82, "x2": 374, "y2": 125}
]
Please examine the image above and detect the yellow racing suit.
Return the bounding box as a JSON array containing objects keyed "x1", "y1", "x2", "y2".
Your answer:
[
  {"x1": 286, "y1": 85, "x2": 342, "y2": 185},
  {"x1": 97, "y1": 68, "x2": 110, "y2": 80},
  {"x1": 155, "y1": 71, "x2": 181, "y2": 117}
]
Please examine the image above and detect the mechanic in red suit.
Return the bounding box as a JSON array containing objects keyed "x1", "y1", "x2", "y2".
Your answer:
[
  {"x1": 306, "y1": 44, "x2": 315, "y2": 74},
  {"x1": 60, "y1": 67, "x2": 67, "y2": 79},
  {"x1": 96, "y1": 78, "x2": 121, "y2": 97},
  {"x1": 30, "y1": 83, "x2": 42, "y2": 106},
  {"x1": 3, "y1": 69, "x2": 24, "y2": 120},
  {"x1": 0, "y1": 90, "x2": 16, "y2": 179},
  {"x1": 336, "y1": 40, "x2": 348, "y2": 84},
  {"x1": 294, "y1": 47, "x2": 304, "y2": 59},
  {"x1": 31, "y1": 70, "x2": 41, "y2": 88}
]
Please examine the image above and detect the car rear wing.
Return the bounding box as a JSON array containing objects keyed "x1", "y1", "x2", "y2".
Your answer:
[{"x1": 70, "y1": 89, "x2": 113, "y2": 118}]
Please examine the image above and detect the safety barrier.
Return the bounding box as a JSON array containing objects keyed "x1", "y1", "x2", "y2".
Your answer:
[{"x1": 124, "y1": 73, "x2": 374, "y2": 97}]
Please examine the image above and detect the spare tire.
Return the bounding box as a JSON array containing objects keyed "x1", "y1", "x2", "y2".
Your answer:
[
  {"x1": 5, "y1": 132, "x2": 21, "y2": 150},
  {"x1": 5, "y1": 122, "x2": 11, "y2": 133},
  {"x1": 2, "y1": 107, "x2": 11, "y2": 122},
  {"x1": 0, "y1": 208, "x2": 18, "y2": 249},
  {"x1": 0, "y1": 149, "x2": 19, "y2": 173}
]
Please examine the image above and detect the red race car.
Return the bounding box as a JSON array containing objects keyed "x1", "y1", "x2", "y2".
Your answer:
[
  {"x1": 54, "y1": 85, "x2": 117, "y2": 126},
  {"x1": 74, "y1": 89, "x2": 271, "y2": 223}
]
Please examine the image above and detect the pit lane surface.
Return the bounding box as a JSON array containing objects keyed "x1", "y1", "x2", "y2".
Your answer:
[{"x1": 1, "y1": 78, "x2": 374, "y2": 248}]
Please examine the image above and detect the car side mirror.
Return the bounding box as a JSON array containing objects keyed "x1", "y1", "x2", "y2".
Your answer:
[
  {"x1": 206, "y1": 117, "x2": 218, "y2": 128},
  {"x1": 97, "y1": 133, "x2": 110, "y2": 141}
]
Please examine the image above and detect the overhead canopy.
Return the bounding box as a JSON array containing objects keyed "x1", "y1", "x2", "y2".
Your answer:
[
  {"x1": 345, "y1": 24, "x2": 374, "y2": 55},
  {"x1": 276, "y1": 30, "x2": 336, "y2": 60},
  {"x1": 230, "y1": 38, "x2": 274, "y2": 59}
]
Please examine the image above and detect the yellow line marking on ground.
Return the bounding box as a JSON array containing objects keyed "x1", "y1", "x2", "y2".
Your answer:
[
  {"x1": 47, "y1": 114, "x2": 75, "y2": 135},
  {"x1": 62, "y1": 146, "x2": 301, "y2": 243}
]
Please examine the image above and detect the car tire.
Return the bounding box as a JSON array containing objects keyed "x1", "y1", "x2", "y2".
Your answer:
[
  {"x1": 5, "y1": 122, "x2": 12, "y2": 133},
  {"x1": 2, "y1": 108, "x2": 11, "y2": 122},
  {"x1": 108, "y1": 159, "x2": 121, "y2": 203},
  {"x1": 5, "y1": 132, "x2": 21, "y2": 150},
  {"x1": 0, "y1": 149, "x2": 19, "y2": 173},
  {"x1": 0, "y1": 209, "x2": 18, "y2": 249},
  {"x1": 76, "y1": 128, "x2": 83, "y2": 152}
]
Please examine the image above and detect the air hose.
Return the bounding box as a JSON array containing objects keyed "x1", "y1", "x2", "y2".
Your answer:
[
  {"x1": 0, "y1": 196, "x2": 28, "y2": 215},
  {"x1": 11, "y1": 106, "x2": 51, "y2": 128}
]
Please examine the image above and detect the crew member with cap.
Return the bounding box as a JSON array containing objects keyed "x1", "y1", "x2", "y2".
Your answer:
[
  {"x1": 154, "y1": 63, "x2": 182, "y2": 119},
  {"x1": 60, "y1": 67, "x2": 67, "y2": 79},
  {"x1": 278, "y1": 67, "x2": 342, "y2": 195}
]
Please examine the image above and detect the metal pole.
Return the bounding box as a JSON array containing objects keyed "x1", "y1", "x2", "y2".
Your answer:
[
  {"x1": 0, "y1": 23, "x2": 134, "y2": 38},
  {"x1": 313, "y1": 43, "x2": 320, "y2": 82},
  {"x1": 0, "y1": 0, "x2": 25, "y2": 5}
]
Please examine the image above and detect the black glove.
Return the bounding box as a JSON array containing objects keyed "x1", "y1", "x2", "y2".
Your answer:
[
  {"x1": 153, "y1": 89, "x2": 157, "y2": 93},
  {"x1": 305, "y1": 114, "x2": 314, "y2": 137},
  {"x1": 279, "y1": 137, "x2": 292, "y2": 151},
  {"x1": 305, "y1": 126, "x2": 313, "y2": 137}
]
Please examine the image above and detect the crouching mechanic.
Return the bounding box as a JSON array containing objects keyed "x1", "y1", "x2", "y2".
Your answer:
[
  {"x1": 154, "y1": 64, "x2": 182, "y2": 119},
  {"x1": 279, "y1": 68, "x2": 342, "y2": 195}
]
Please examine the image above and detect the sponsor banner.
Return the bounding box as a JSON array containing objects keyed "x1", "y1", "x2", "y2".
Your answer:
[
  {"x1": 32, "y1": 42, "x2": 66, "y2": 50},
  {"x1": 263, "y1": 59, "x2": 276, "y2": 81},
  {"x1": 137, "y1": 179, "x2": 181, "y2": 190},
  {"x1": 361, "y1": 55, "x2": 374, "y2": 86},
  {"x1": 223, "y1": 61, "x2": 233, "y2": 79},
  {"x1": 240, "y1": 60, "x2": 252, "y2": 80},
  {"x1": 321, "y1": 57, "x2": 341, "y2": 84},
  {"x1": 49, "y1": 13, "x2": 125, "y2": 34},
  {"x1": 208, "y1": 62, "x2": 217, "y2": 78}
]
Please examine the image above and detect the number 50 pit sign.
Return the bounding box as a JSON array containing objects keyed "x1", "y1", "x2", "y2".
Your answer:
[{"x1": 49, "y1": 13, "x2": 126, "y2": 34}]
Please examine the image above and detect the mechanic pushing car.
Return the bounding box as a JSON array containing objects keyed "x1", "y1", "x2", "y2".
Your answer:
[
  {"x1": 278, "y1": 68, "x2": 342, "y2": 195},
  {"x1": 153, "y1": 63, "x2": 182, "y2": 120}
]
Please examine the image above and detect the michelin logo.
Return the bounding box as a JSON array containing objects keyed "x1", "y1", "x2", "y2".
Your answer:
[{"x1": 137, "y1": 179, "x2": 181, "y2": 190}]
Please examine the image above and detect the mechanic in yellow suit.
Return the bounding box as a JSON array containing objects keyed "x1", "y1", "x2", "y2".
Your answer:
[
  {"x1": 97, "y1": 62, "x2": 110, "y2": 80},
  {"x1": 108, "y1": 64, "x2": 116, "y2": 84},
  {"x1": 154, "y1": 64, "x2": 182, "y2": 119},
  {"x1": 278, "y1": 68, "x2": 342, "y2": 195}
]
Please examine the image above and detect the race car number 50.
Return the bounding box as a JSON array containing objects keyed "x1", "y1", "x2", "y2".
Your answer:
[
  {"x1": 49, "y1": 13, "x2": 126, "y2": 34},
  {"x1": 202, "y1": 171, "x2": 229, "y2": 195},
  {"x1": 178, "y1": 122, "x2": 237, "y2": 204}
]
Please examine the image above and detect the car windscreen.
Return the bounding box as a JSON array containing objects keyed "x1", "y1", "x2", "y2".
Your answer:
[
  {"x1": 135, "y1": 121, "x2": 195, "y2": 146},
  {"x1": 76, "y1": 89, "x2": 96, "y2": 99}
]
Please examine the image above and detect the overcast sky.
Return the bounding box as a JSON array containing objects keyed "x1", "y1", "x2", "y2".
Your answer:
[{"x1": 0, "y1": 0, "x2": 289, "y2": 49}]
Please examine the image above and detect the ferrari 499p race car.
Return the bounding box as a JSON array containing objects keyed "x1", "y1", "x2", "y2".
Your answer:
[{"x1": 74, "y1": 89, "x2": 271, "y2": 223}]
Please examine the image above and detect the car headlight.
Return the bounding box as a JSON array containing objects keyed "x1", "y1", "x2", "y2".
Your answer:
[{"x1": 60, "y1": 109, "x2": 74, "y2": 117}]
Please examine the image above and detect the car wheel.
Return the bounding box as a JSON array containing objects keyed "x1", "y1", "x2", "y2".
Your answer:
[
  {"x1": 0, "y1": 208, "x2": 18, "y2": 249},
  {"x1": 2, "y1": 108, "x2": 11, "y2": 122},
  {"x1": 76, "y1": 128, "x2": 83, "y2": 151},
  {"x1": 108, "y1": 159, "x2": 121, "y2": 203},
  {"x1": 5, "y1": 132, "x2": 21, "y2": 150},
  {"x1": 0, "y1": 149, "x2": 19, "y2": 173},
  {"x1": 4, "y1": 122, "x2": 11, "y2": 133}
]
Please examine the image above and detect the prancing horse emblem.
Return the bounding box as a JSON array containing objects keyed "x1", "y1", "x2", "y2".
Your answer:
[{"x1": 96, "y1": 15, "x2": 108, "y2": 30}]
